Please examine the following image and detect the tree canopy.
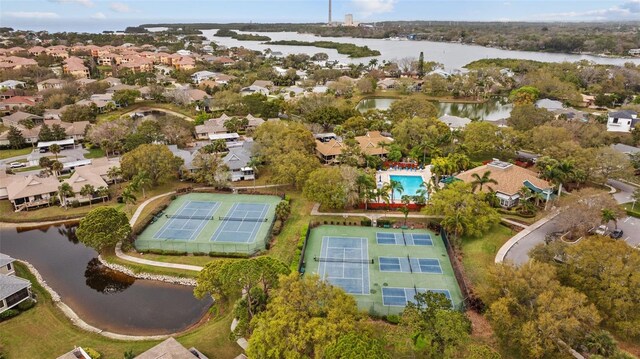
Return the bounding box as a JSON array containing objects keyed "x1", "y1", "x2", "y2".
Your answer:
[
  {"x1": 120, "y1": 144, "x2": 183, "y2": 186},
  {"x1": 387, "y1": 97, "x2": 439, "y2": 122},
  {"x1": 76, "y1": 207, "x2": 131, "y2": 252}
]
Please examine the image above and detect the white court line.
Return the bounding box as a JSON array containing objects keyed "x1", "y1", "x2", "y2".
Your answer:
[
  {"x1": 154, "y1": 200, "x2": 193, "y2": 238},
  {"x1": 187, "y1": 202, "x2": 220, "y2": 241},
  {"x1": 211, "y1": 203, "x2": 239, "y2": 242},
  {"x1": 246, "y1": 204, "x2": 269, "y2": 244}
]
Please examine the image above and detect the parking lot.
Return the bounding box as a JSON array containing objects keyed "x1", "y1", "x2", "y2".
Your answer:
[{"x1": 616, "y1": 216, "x2": 640, "y2": 249}]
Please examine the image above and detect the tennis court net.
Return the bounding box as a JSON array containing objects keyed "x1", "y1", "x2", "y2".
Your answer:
[
  {"x1": 165, "y1": 214, "x2": 213, "y2": 220},
  {"x1": 219, "y1": 216, "x2": 268, "y2": 222},
  {"x1": 314, "y1": 256, "x2": 374, "y2": 264}
]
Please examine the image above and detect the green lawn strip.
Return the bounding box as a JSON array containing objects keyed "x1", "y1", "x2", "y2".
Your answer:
[
  {"x1": 268, "y1": 191, "x2": 313, "y2": 265},
  {"x1": 622, "y1": 202, "x2": 640, "y2": 218},
  {"x1": 102, "y1": 252, "x2": 199, "y2": 279},
  {"x1": 0, "y1": 147, "x2": 32, "y2": 160},
  {"x1": 84, "y1": 148, "x2": 105, "y2": 159},
  {"x1": 0, "y1": 262, "x2": 240, "y2": 359},
  {"x1": 13, "y1": 165, "x2": 41, "y2": 172},
  {"x1": 460, "y1": 224, "x2": 515, "y2": 287},
  {"x1": 123, "y1": 251, "x2": 218, "y2": 267},
  {"x1": 0, "y1": 198, "x2": 123, "y2": 223}
]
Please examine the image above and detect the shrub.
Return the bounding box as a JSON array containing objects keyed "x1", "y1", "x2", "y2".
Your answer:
[
  {"x1": 386, "y1": 314, "x2": 401, "y2": 324},
  {"x1": 83, "y1": 347, "x2": 101, "y2": 359},
  {"x1": 192, "y1": 251, "x2": 206, "y2": 256},
  {"x1": 0, "y1": 309, "x2": 19, "y2": 321},
  {"x1": 272, "y1": 220, "x2": 283, "y2": 235},
  {"x1": 16, "y1": 298, "x2": 35, "y2": 311},
  {"x1": 208, "y1": 252, "x2": 250, "y2": 258},
  {"x1": 70, "y1": 200, "x2": 81, "y2": 208},
  {"x1": 361, "y1": 219, "x2": 372, "y2": 226}
]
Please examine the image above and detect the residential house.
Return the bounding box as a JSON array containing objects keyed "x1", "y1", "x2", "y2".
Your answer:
[
  {"x1": 438, "y1": 114, "x2": 471, "y2": 130},
  {"x1": 195, "y1": 114, "x2": 231, "y2": 140},
  {"x1": 315, "y1": 131, "x2": 393, "y2": 164},
  {"x1": 106, "y1": 84, "x2": 139, "y2": 94},
  {"x1": 191, "y1": 70, "x2": 218, "y2": 84},
  {"x1": 2, "y1": 111, "x2": 44, "y2": 126},
  {"x1": 0, "y1": 89, "x2": 21, "y2": 100},
  {"x1": 535, "y1": 98, "x2": 564, "y2": 111},
  {"x1": 101, "y1": 77, "x2": 122, "y2": 87},
  {"x1": 241, "y1": 85, "x2": 270, "y2": 96},
  {"x1": 377, "y1": 78, "x2": 397, "y2": 90},
  {"x1": 455, "y1": 159, "x2": 553, "y2": 208},
  {"x1": 0, "y1": 253, "x2": 32, "y2": 314},
  {"x1": 37, "y1": 79, "x2": 66, "y2": 92},
  {"x1": 134, "y1": 337, "x2": 208, "y2": 359},
  {"x1": 62, "y1": 56, "x2": 91, "y2": 79},
  {"x1": 0, "y1": 96, "x2": 38, "y2": 112},
  {"x1": 6, "y1": 174, "x2": 60, "y2": 211},
  {"x1": 0, "y1": 123, "x2": 39, "y2": 146},
  {"x1": 44, "y1": 119, "x2": 91, "y2": 141},
  {"x1": 0, "y1": 56, "x2": 38, "y2": 69},
  {"x1": 223, "y1": 141, "x2": 255, "y2": 182},
  {"x1": 245, "y1": 114, "x2": 265, "y2": 131},
  {"x1": 75, "y1": 78, "x2": 97, "y2": 87},
  {"x1": 580, "y1": 94, "x2": 595, "y2": 108},
  {"x1": 168, "y1": 145, "x2": 197, "y2": 173},
  {"x1": 61, "y1": 167, "x2": 109, "y2": 206},
  {"x1": 607, "y1": 110, "x2": 638, "y2": 133},
  {"x1": 0, "y1": 80, "x2": 26, "y2": 89}
]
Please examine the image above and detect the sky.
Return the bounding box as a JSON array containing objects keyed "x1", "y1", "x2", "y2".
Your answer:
[{"x1": 2, "y1": 0, "x2": 640, "y2": 33}]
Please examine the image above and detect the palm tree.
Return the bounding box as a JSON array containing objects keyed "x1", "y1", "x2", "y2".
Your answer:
[
  {"x1": 107, "y1": 166, "x2": 121, "y2": 187},
  {"x1": 122, "y1": 186, "x2": 137, "y2": 205},
  {"x1": 49, "y1": 144, "x2": 61, "y2": 161},
  {"x1": 601, "y1": 209, "x2": 618, "y2": 229},
  {"x1": 96, "y1": 186, "x2": 110, "y2": 203},
  {"x1": 471, "y1": 171, "x2": 498, "y2": 192},
  {"x1": 51, "y1": 160, "x2": 64, "y2": 177},
  {"x1": 80, "y1": 184, "x2": 95, "y2": 207},
  {"x1": 57, "y1": 183, "x2": 74, "y2": 209},
  {"x1": 356, "y1": 173, "x2": 376, "y2": 210},
  {"x1": 246, "y1": 157, "x2": 261, "y2": 189},
  {"x1": 132, "y1": 171, "x2": 151, "y2": 198},
  {"x1": 368, "y1": 58, "x2": 378, "y2": 70},
  {"x1": 400, "y1": 195, "x2": 411, "y2": 226},
  {"x1": 389, "y1": 179, "x2": 404, "y2": 203},
  {"x1": 376, "y1": 184, "x2": 390, "y2": 204}
]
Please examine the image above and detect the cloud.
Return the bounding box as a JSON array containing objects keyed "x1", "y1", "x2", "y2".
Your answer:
[
  {"x1": 352, "y1": 0, "x2": 397, "y2": 17},
  {"x1": 535, "y1": 0, "x2": 640, "y2": 20},
  {"x1": 5, "y1": 11, "x2": 60, "y2": 19},
  {"x1": 52, "y1": 0, "x2": 94, "y2": 7},
  {"x1": 91, "y1": 12, "x2": 107, "y2": 19},
  {"x1": 109, "y1": 2, "x2": 132, "y2": 13}
]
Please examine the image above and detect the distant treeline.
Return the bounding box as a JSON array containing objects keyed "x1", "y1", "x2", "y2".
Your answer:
[
  {"x1": 265, "y1": 40, "x2": 380, "y2": 58},
  {"x1": 214, "y1": 29, "x2": 271, "y2": 41},
  {"x1": 139, "y1": 21, "x2": 640, "y2": 56}
]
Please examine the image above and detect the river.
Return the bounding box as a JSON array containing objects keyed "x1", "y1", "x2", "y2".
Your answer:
[
  {"x1": 0, "y1": 223, "x2": 211, "y2": 335},
  {"x1": 201, "y1": 29, "x2": 640, "y2": 69}
]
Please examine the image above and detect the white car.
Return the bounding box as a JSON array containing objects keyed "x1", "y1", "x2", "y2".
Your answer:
[
  {"x1": 9, "y1": 162, "x2": 26, "y2": 169},
  {"x1": 594, "y1": 225, "x2": 608, "y2": 236}
]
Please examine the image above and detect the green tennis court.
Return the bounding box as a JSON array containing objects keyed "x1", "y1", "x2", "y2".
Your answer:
[
  {"x1": 135, "y1": 192, "x2": 280, "y2": 254},
  {"x1": 302, "y1": 225, "x2": 463, "y2": 316}
]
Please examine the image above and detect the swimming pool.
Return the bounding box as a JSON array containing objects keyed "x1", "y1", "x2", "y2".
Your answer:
[{"x1": 390, "y1": 175, "x2": 425, "y2": 200}]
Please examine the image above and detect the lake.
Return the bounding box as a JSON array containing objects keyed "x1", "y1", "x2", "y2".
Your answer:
[
  {"x1": 201, "y1": 29, "x2": 640, "y2": 69},
  {"x1": 0, "y1": 224, "x2": 212, "y2": 335},
  {"x1": 357, "y1": 97, "x2": 513, "y2": 121}
]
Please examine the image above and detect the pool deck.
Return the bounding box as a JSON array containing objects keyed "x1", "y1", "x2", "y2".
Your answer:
[{"x1": 377, "y1": 166, "x2": 432, "y2": 203}]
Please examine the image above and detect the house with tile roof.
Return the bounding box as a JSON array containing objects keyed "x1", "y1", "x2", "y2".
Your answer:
[
  {"x1": 455, "y1": 159, "x2": 553, "y2": 208},
  {"x1": 315, "y1": 131, "x2": 393, "y2": 164},
  {"x1": 6, "y1": 175, "x2": 60, "y2": 211},
  {"x1": 61, "y1": 167, "x2": 109, "y2": 206}
]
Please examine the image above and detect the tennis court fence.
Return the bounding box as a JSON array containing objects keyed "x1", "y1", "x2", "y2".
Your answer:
[
  {"x1": 134, "y1": 239, "x2": 267, "y2": 255},
  {"x1": 355, "y1": 297, "x2": 466, "y2": 317}
]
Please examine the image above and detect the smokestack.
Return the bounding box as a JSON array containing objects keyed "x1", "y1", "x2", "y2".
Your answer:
[{"x1": 328, "y1": 0, "x2": 332, "y2": 24}]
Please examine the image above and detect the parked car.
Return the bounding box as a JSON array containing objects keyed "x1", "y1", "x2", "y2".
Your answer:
[
  {"x1": 9, "y1": 162, "x2": 26, "y2": 168},
  {"x1": 610, "y1": 229, "x2": 624, "y2": 239},
  {"x1": 594, "y1": 225, "x2": 608, "y2": 236}
]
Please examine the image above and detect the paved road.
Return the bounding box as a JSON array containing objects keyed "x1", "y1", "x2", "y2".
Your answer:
[
  {"x1": 504, "y1": 180, "x2": 640, "y2": 264},
  {"x1": 1, "y1": 146, "x2": 89, "y2": 174}
]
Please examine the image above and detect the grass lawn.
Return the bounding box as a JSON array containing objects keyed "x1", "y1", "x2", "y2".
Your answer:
[
  {"x1": 0, "y1": 197, "x2": 125, "y2": 223},
  {"x1": 84, "y1": 147, "x2": 105, "y2": 159},
  {"x1": 102, "y1": 252, "x2": 200, "y2": 279},
  {"x1": 268, "y1": 190, "x2": 314, "y2": 265},
  {"x1": 0, "y1": 147, "x2": 32, "y2": 160},
  {"x1": 13, "y1": 165, "x2": 41, "y2": 173},
  {"x1": 122, "y1": 251, "x2": 223, "y2": 267},
  {"x1": 0, "y1": 262, "x2": 241, "y2": 359},
  {"x1": 460, "y1": 223, "x2": 515, "y2": 287},
  {"x1": 622, "y1": 202, "x2": 640, "y2": 218}
]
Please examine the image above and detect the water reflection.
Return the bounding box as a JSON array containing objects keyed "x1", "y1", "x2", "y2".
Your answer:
[
  {"x1": 356, "y1": 97, "x2": 513, "y2": 121},
  {"x1": 84, "y1": 258, "x2": 135, "y2": 294}
]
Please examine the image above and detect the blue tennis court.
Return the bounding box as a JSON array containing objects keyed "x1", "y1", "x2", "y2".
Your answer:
[
  {"x1": 376, "y1": 232, "x2": 433, "y2": 246},
  {"x1": 153, "y1": 201, "x2": 220, "y2": 240},
  {"x1": 317, "y1": 236, "x2": 370, "y2": 295},
  {"x1": 210, "y1": 203, "x2": 269, "y2": 243},
  {"x1": 382, "y1": 287, "x2": 451, "y2": 306},
  {"x1": 379, "y1": 257, "x2": 443, "y2": 274}
]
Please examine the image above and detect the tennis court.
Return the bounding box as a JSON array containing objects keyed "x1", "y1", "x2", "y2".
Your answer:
[
  {"x1": 376, "y1": 232, "x2": 433, "y2": 246},
  {"x1": 317, "y1": 236, "x2": 370, "y2": 294},
  {"x1": 382, "y1": 287, "x2": 451, "y2": 306},
  {"x1": 302, "y1": 225, "x2": 463, "y2": 316},
  {"x1": 135, "y1": 193, "x2": 280, "y2": 254},
  {"x1": 379, "y1": 257, "x2": 443, "y2": 274},
  {"x1": 211, "y1": 203, "x2": 270, "y2": 243},
  {"x1": 153, "y1": 201, "x2": 220, "y2": 240}
]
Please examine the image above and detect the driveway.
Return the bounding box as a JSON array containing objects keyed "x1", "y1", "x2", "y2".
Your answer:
[
  {"x1": 1, "y1": 146, "x2": 89, "y2": 169},
  {"x1": 617, "y1": 216, "x2": 640, "y2": 249}
]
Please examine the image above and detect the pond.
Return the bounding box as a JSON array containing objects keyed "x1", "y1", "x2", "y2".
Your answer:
[
  {"x1": 356, "y1": 97, "x2": 513, "y2": 121},
  {"x1": 0, "y1": 223, "x2": 212, "y2": 335}
]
